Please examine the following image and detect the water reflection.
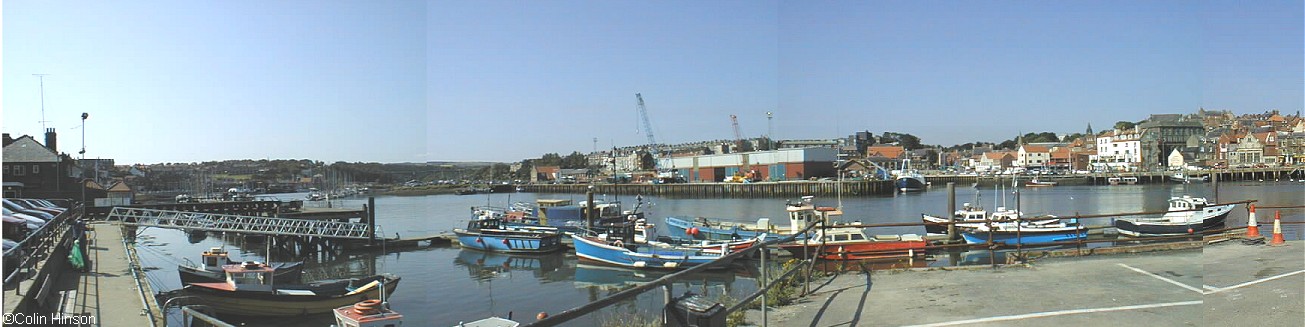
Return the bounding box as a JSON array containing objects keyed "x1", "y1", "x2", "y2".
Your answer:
[{"x1": 453, "y1": 250, "x2": 568, "y2": 282}]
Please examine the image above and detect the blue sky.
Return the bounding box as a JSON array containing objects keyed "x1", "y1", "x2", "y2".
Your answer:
[{"x1": 5, "y1": 1, "x2": 1302, "y2": 164}]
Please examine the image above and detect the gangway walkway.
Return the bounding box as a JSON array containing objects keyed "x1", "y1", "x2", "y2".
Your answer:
[{"x1": 103, "y1": 207, "x2": 381, "y2": 240}]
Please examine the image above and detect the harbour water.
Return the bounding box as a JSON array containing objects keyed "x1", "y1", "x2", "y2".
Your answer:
[{"x1": 134, "y1": 182, "x2": 1303, "y2": 326}]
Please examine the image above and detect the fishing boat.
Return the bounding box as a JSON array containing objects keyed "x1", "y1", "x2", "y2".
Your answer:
[
  {"x1": 500, "y1": 198, "x2": 647, "y2": 237},
  {"x1": 178, "y1": 247, "x2": 304, "y2": 284},
  {"x1": 960, "y1": 219, "x2": 1087, "y2": 245},
  {"x1": 663, "y1": 196, "x2": 827, "y2": 242},
  {"x1": 183, "y1": 261, "x2": 401, "y2": 316},
  {"x1": 1114, "y1": 195, "x2": 1234, "y2": 237},
  {"x1": 1107, "y1": 176, "x2": 1138, "y2": 185},
  {"x1": 454, "y1": 216, "x2": 565, "y2": 253},
  {"x1": 778, "y1": 227, "x2": 926, "y2": 260},
  {"x1": 333, "y1": 299, "x2": 403, "y2": 327},
  {"x1": 920, "y1": 203, "x2": 1002, "y2": 235},
  {"x1": 894, "y1": 159, "x2": 928, "y2": 193}
]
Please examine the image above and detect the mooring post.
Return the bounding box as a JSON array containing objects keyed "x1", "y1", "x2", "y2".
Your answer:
[
  {"x1": 586, "y1": 186, "x2": 595, "y2": 229},
  {"x1": 947, "y1": 182, "x2": 956, "y2": 241},
  {"x1": 761, "y1": 246, "x2": 769, "y2": 327},
  {"x1": 368, "y1": 197, "x2": 376, "y2": 245}
]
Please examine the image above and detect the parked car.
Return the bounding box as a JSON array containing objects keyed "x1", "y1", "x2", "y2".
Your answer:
[{"x1": 2, "y1": 200, "x2": 53, "y2": 221}]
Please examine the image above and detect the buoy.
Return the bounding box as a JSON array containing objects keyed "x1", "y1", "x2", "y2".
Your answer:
[
  {"x1": 1246, "y1": 204, "x2": 1261, "y2": 238},
  {"x1": 537, "y1": 312, "x2": 549, "y2": 320},
  {"x1": 687, "y1": 227, "x2": 699, "y2": 236},
  {"x1": 1270, "y1": 211, "x2": 1286, "y2": 246}
]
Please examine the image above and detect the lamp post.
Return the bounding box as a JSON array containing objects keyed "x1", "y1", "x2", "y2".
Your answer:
[{"x1": 80, "y1": 113, "x2": 88, "y2": 208}]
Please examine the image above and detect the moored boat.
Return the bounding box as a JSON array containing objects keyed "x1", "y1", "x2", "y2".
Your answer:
[
  {"x1": 662, "y1": 196, "x2": 828, "y2": 242},
  {"x1": 178, "y1": 247, "x2": 304, "y2": 284},
  {"x1": 454, "y1": 216, "x2": 565, "y2": 253},
  {"x1": 572, "y1": 235, "x2": 737, "y2": 270},
  {"x1": 1107, "y1": 176, "x2": 1138, "y2": 185},
  {"x1": 894, "y1": 159, "x2": 928, "y2": 192},
  {"x1": 778, "y1": 227, "x2": 926, "y2": 260},
  {"x1": 1113, "y1": 195, "x2": 1234, "y2": 237},
  {"x1": 1169, "y1": 173, "x2": 1209, "y2": 183},
  {"x1": 183, "y1": 261, "x2": 401, "y2": 316},
  {"x1": 1024, "y1": 178, "x2": 1057, "y2": 187},
  {"x1": 960, "y1": 219, "x2": 1087, "y2": 245}
]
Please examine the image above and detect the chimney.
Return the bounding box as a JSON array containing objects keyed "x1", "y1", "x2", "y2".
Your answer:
[
  {"x1": 44, "y1": 128, "x2": 57, "y2": 153},
  {"x1": 2, "y1": 133, "x2": 12, "y2": 147}
]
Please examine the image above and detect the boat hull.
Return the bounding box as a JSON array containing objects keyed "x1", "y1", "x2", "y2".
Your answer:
[
  {"x1": 572, "y1": 236, "x2": 732, "y2": 270},
  {"x1": 454, "y1": 229, "x2": 564, "y2": 254},
  {"x1": 896, "y1": 176, "x2": 927, "y2": 192},
  {"x1": 183, "y1": 275, "x2": 400, "y2": 317},
  {"x1": 961, "y1": 228, "x2": 1087, "y2": 245},
  {"x1": 1114, "y1": 206, "x2": 1232, "y2": 237}
]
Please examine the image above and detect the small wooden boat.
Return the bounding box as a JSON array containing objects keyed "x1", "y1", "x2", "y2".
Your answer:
[
  {"x1": 454, "y1": 217, "x2": 565, "y2": 253},
  {"x1": 178, "y1": 247, "x2": 304, "y2": 284},
  {"x1": 779, "y1": 227, "x2": 926, "y2": 260},
  {"x1": 333, "y1": 299, "x2": 403, "y2": 327},
  {"x1": 1025, "y1": 178, "x2": 1058, "y2": 187},
  {"x1": 1114, "y1": 195, "x2": 1234, "y2": 237},
  {"x1": 184, "y1": 261, "x2": 401, "y2": 316}
]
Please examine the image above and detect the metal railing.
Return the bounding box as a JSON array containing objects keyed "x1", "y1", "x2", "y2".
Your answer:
[{"x1": 102, "y1": 207, "x2": 381, "y2": 239}]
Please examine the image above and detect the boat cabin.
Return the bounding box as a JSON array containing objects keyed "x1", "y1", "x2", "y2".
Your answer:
[
  {"x1": 466, "y1": 218, "x2": 507, "y2": 232},
  {"x1": 200, "y1": 247, "x2": 230, "y2": 269},
  {"x1": 217, "y1": 261, "x2": 281, "y2": 291},
  {"x1": 535, "y1": 199, "x2": 572, "y2": 208},
  {"x1": 334, "y1": 300, "x2": 403, "y2": 327},
  {"x1": 1169, "y1": 195, "x2": 1208, "y2": 210}
]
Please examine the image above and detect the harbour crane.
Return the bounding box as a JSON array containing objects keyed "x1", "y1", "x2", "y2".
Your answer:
[
  {"x1": 727, "y1": 114, "x2": 757, "y2": 182},
  {"x1": 635, "y1": 93, "x2": 682, "y2": 183}
]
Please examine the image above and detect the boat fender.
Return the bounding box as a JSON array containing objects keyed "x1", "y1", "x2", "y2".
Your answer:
[
  {"x1": 502, "y1": 239, "x2": 510, "y2": 245},
  {"x1": 611, "y1": 240, "x2": 624, "y2": 248},
  {"x1": 476, "y1": 237, "x2": 484, "y2": 243}
]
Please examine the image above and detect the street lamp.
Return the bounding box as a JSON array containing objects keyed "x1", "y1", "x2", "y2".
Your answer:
[{"x1": 80, "y1": 113, "x2": 88, "y2": 208}]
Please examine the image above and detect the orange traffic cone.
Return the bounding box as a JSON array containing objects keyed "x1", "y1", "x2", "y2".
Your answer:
[
  {"x1": 1269, "y1": 210, "x2": 1285, "y2": 246},
  {"x1": 1246, "y1": 204, "x2": 1261, "y2": 238}
]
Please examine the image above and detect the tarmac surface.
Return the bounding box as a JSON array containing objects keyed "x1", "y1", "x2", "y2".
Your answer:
[{"x1": 753, "y1": 240, "x2": 1303, "y2": 327}]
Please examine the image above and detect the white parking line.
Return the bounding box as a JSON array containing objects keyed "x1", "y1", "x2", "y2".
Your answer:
[
  {"x1": 1204, "y1": 269, "x2": 1305, "y2": 294},
  {"x1": 1117, "y1": 263, "x2": 1205, "y2": 294},
  {"x1": 904, "y1": 301, "x2": 1203, "y2": 327}
]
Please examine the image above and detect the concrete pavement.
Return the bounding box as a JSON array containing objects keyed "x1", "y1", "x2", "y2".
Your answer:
[{"x1": 752, "y1": 240, "x2": 1303, "y2": 326}]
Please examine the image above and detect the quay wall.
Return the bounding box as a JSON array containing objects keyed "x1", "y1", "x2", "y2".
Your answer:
[
  {"x1": 521, "y1": 180, "x2": 896, "y2": 197},
  {"x1": 520, "y1": 167, "x2": 1302, "y2": 197}
]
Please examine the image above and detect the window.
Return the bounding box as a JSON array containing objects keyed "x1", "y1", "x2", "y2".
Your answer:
[
  {"x1": 2, "y1": 165, "x2": 8, "y2": 175},
  {"x1": 32, "y1": 165, "x2": 39, "y2": 174},
  {"x1": 13, "y1": 166, "x2": 24, "y2": 176}
]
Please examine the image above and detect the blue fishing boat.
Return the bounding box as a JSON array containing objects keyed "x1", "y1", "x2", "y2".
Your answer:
[
  {"x1": 453, "y1": 218, "x2": 565, "y2": 253},
  {"x1": 960, "y1": 220, "x2": 1087, "y2": 245},
  {"x1": 571, "y1": 235, "x2": 739, "y2": 270}
]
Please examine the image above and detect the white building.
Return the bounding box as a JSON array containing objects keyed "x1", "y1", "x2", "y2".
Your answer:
[
  {"x1": 1015, "y1": 145, "x2": 1051, "y2": 168},
  {"x1": 1090, "y1": 128, "x2": 1143, "y2": 172}
]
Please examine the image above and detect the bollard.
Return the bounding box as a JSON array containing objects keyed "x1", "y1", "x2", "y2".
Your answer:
[
  {"x1": 1245, "y1": 204, "x2": 1261, "y2": 238},
  {"x1": 947, "y1": 182, "x2": 956, "y2": 241},
  {"x1": 1269, "y1": 211, "x2": 1285, "y2": 246}
]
